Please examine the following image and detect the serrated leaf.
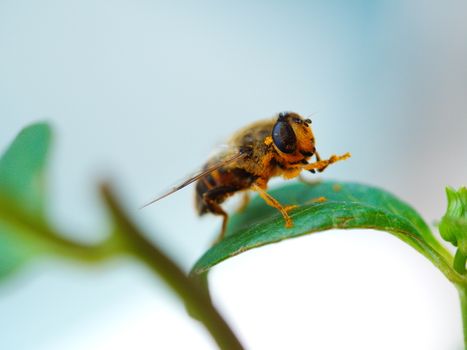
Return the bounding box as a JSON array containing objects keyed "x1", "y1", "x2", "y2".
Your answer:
[
  {"x1": 192, "y1": 181, "x2": 449, "y2": 275},
  {"x1": 0, "y1": 123, "x2": 52, "y2": 278}
]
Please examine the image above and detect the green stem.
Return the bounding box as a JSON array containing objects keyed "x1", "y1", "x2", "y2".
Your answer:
[
  {"x1": 392, "y1": 230, "x2": 465, "y2": 285},
  {"x1": 454, "y1": 249, "x2": 467, "y2": 275},
  {"x1": 0, "y1": 190, "x2": 243, "y2": 349},
  {"x1": 100, "y1": 183, "x2": 244, "y2": 350},
  {"x1": 457, "y1": 284, "x2": 467, "y2": 349},
  {"x1": 0, "y1": 196, "x2": 120, "y2": 262}
]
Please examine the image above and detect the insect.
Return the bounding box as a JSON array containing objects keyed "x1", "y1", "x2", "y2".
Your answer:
[{"x1": 143, "y1": 112, "x2": 350, "y2": 240}]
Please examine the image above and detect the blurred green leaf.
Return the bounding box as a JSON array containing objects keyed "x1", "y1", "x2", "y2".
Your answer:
[
  {"x1": 192, "y1": 181, "x2": 453, "y2": 276},
  {"x1": 0, "y1": 123, "x2": 244, "y2": 348},
  {"x1": 0, "y1": 122, "x2": 51, "y2": 214},
  {"x1": 0, "y1": 123, "x2": 52, "y2": 278}
]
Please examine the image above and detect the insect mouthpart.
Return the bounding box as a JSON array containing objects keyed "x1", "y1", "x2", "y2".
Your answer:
[{"x1": 300, "y1": 150, "x2": 315, "y2": 157}]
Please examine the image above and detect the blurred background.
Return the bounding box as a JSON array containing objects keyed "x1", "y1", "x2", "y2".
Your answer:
[{"x1": 1, "y1": 0, "x2": 466, "y2": 349}]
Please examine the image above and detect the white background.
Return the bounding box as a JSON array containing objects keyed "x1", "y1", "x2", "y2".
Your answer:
[{"x1": 1, "y1": 0, "x2": 466, "y2": 349}]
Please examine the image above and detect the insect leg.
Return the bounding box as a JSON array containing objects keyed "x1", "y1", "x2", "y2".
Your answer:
[
  {"x1": 313, "y1": 151, "x2": 322, "y2": 173},
  {"x1": 251, "y1": 183, "x2": 296, "y2": 228},
  {"x1": 237, "y1": 192, "x2": 250, "y2": 213},
  {"x1": 203, "y1": 186, "x2": 237, "y2": 241},
  {"x1": 315, "y1": 151, "x2": 322, "y2": 162},
  {"x1": 302, "y1": 152, "x2": 351, "y2": 172},
  {"x1": 306, "y1": 151, "x2": 322, "y2": 174}
]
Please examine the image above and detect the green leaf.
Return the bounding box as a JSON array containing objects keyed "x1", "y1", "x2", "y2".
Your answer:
[
  {"x1": 0, "y1": 122, "x2": 51, "y2": 214},
  {"x1": 0, "y1": 123, "x2": 52, "y2": 278},
  {"x1": 192, "y1": 181, "x2": 454, "y2": 279},
  {"x1": 439, "y1": 187, "x2": 467, "y2": 249},
  {"x1": 0, "y1": 221, "x2": 42, "y2": 278},
  {"x1": 439, "y1": 186, "x2": 467, "y2": 274}
]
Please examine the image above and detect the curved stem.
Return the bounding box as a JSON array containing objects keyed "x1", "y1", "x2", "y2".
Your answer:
[
  {"x1": 457, "y1": 284, "x2": 467, "y2": 349},
  {"x1": 409, "y1": 235, "x2": 465, "y2": 285},
  {"x1": 454, "y1": 249, "x2": 467, "y2": 275},
  {"x1": 0, "y1": 196, "x2": 120, "y2": 262},
  {"x1": 100, "y1": 183, "x2": 244, "y2": 350},
  {"x1": 0, "y1": 189, "x2": 244, "y2": 349}
]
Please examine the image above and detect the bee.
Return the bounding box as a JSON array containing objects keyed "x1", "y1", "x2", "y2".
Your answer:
[{"x1": 143, "y1": 112, "x2": 350, "y2": 240}]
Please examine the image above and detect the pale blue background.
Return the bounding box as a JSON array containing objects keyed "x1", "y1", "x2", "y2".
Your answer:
[{"x1": 1, "y1": 0, "x2": 466, "y2": 349}]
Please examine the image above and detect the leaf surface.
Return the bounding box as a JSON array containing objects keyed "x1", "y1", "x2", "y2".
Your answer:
[
  {"x1": 192, "y1": 181, "x2": 448, "y2": 274},
  {"x1": 0, "y1": 123, "x2": 52, "y2": 278}
]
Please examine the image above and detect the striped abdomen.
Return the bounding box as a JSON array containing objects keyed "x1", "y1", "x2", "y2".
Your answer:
[{"x1": 195, "y1": 166, "x2": 257, "y2": 215}]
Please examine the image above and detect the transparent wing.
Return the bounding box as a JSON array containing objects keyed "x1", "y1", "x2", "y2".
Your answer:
[{"x1": 140, "y1": 150, "x2": 248, "y2": 209}]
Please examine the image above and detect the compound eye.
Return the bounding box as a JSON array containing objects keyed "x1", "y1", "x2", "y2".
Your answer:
[{"x1": 272, "y1": 120, "x2": 297, "y2": 154}]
